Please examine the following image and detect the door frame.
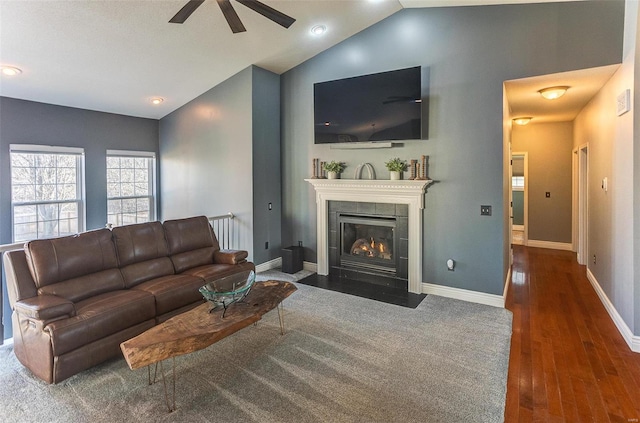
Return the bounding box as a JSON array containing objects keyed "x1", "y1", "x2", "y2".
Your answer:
[
  {"x1": 511, "y1": 152, "x2": 528, "y2": 246},
  {"x1": 572, "y1": 143, "x2": 588, "y2": 264}
]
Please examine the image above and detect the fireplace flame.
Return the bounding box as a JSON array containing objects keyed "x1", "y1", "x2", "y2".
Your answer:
[{"x1": 351, "y1": 238, "x2": 391, "y2": 260}]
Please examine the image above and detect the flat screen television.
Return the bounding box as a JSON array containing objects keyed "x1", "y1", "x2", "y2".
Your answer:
[{"x1": 314, "y1": 66, "x2": 422, "y2": 144}]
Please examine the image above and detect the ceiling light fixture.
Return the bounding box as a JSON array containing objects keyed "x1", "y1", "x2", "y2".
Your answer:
[
  {"x1": 513, "y1": 117, "x2": 532, "y2": 126},
  {"x1": 310, "y1": 25, "x2": 327, "y2": 36},
  {"x1": 150, "y1": 97, "x2": 164, "y2": 105},
  {"x1": 1, "y1": 66, "x2": 22, "y2": 76},
  {"x1": 538, "y1": 86, "x2": 569, "y2": 100}
]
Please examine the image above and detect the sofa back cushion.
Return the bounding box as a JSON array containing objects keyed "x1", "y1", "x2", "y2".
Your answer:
[
  {"x1": 163, "y1": 216, "x2": 220, "y2": 273},
  {"x1": 24, "y1": 229, "x2": 124, "y2": 302},
  {"x1": 112, "y1": 221, "x2": 175, "y2": 287}
]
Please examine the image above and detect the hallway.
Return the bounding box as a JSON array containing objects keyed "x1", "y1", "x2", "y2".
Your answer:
[{"x1": 505, "y1": 246, "x2": 640, "y2": 422}]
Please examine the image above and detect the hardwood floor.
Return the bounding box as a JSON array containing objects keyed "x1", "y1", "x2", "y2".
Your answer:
[{"x1": 505, "y1": 246, "x2": 640, "y2": 422}]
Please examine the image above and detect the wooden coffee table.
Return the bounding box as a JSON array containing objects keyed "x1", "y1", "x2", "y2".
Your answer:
[{"x1": 120, "y1": 280, "x2": 297, "y2": 411}]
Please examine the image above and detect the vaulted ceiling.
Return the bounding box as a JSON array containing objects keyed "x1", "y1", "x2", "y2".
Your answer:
[{"x1": 0, "y1": 0, "x2": 591, "y2": 120}]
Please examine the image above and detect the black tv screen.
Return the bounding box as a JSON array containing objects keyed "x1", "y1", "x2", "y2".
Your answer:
[{"x1": 314, "y1": 66, "x2": 422, "y2": 144}]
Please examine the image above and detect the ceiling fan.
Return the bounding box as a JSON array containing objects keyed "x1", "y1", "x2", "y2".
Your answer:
[{"x1": 169, "y1": 0, "x2": 296, "y2": 34}]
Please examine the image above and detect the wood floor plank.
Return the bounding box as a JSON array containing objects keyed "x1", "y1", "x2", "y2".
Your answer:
[{"x1": 505, "y1": 246, "x2": 640, "y2": 423}]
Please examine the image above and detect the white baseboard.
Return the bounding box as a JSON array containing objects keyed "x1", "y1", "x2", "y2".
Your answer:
[
  {"x1": 586, "y1": 268, "x2": 640, "y2": 353},
  {"x1": 527, "y1": 240, "x2": 573, "y2": 251},
  {"x1": 303, "y1": 261, "x2": 318, "y2": 273},
  {"x1": 422, "y1": 282, "x2": 505, "y2": 308},
  {"x1": 255, "y1": 257, "x2": 282, "y2": 273},
  {"x1": 256, "y1": 258, "x2": 317, "y2": 274}
]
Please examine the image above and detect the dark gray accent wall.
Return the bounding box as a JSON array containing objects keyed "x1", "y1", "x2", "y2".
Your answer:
[
  {"x1": 0, "y1": 96, "x2": 158, "y2": 339},
  {"x1": 280, "y1": 2, "x2": 623, "y2": 296},
  {"x1": 252, "y1": 67, "x2": 282, "y2": 264}
]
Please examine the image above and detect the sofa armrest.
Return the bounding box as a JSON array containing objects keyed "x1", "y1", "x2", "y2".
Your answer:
[
  {"x1": 213, "y1": 249, "x2": 248, "y2": 265},
  {"x1": 14, "y1": 295, "x2": 75, "y2": 321}
]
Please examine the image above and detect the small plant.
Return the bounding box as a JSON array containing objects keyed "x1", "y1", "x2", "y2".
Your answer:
[
  {"x1": 322, "y1": 161, "x2": 346, "y2": 173},
  {"x1": 385, "y1": 158, "x2": 407, "y2": 172}
]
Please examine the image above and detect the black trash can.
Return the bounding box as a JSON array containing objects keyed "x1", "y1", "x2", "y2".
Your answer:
[{"x1": 282, "y1": 246, "x2": 303, "y2": 274}]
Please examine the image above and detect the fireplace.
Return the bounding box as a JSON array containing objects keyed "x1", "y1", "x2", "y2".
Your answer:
[
  {"x1": 339, "y1": 215, "x2": 397, "y2": 274},
  {"x1": 328, "y1": 202, "x2": 408, "y2": 289},
  {"x1": 305, "y1": 178, "x2": 432, "y2": 294}
]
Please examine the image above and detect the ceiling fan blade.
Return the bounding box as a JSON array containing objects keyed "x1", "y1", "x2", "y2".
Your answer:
[
  {"x1": 169, "y1": 0, "x2": 205, "y2": 23},
  {"x1": 216, "y1": 0, "x2": 246, "y2": 33},
  {"x1": 236, "y1": 0, "x2": 295, "y2": 29}
]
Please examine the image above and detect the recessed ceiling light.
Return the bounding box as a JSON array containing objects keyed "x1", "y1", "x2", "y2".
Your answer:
[
  {"x1": 513, "y1": 117, "x2": 532, "y2": 126},
  {"x1": 150, "y1": 97, "x2": 164, "y2": 105},
  {"x1": 538, "y1": 86, "x2": 569, "y2": 100},
  {"x1": 310, "y1": 25, "x2": 326, "y2": 36},
  {"x1": 1, "y1": 66, "x2": 22, "y2": 76}
]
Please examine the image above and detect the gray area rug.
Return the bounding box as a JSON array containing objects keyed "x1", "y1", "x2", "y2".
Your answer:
[{"x1": 0, "y1": 281, "x2": 512, "y2": 423}]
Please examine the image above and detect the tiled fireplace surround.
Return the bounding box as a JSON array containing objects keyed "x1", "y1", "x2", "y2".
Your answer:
[
  {"x1": 306, "y1": 179, "x2": 432, "y2": 294},
  {"x1": 328, "y1": 201, "x2": 409, "y2": 289}
]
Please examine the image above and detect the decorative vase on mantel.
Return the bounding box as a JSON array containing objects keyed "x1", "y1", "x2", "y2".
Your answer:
[
  {"x1": 327, "y1": 171, "x2": 339, "y2": 179},
  {"x1": 389, "y1": 171, "x2": 401, "y2": 180}
]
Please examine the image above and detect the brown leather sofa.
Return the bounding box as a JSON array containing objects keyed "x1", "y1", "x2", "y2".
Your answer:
[{"x1": 3, "y1": 215, "x2": 254, "y2": 384}]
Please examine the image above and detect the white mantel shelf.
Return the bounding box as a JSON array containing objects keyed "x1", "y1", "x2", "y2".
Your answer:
[{"x1": 305, "y1": 178, "x2": 433, "y2": 294}]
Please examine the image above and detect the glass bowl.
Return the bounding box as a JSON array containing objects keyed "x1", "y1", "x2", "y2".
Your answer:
[{"x1": 199, "y1": 270, "x2": 256, "y2": 315}]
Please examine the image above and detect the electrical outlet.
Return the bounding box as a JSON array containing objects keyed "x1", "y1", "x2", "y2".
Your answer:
[
  {"x1": 480, "y1": 205, "x2": 492, "y2": 216},
  {"x1": 268, "y1": 202, "x2": 272, "y2": 210},
  {"x1": 593, "y1": 254, "x2": 596, "y2": 265},
  {"x1": 265, "y1": 241, "x2": 269, "y2": 250},
  {"x1": 546, "y1": 192, "x2": 551, "y2": 198}
]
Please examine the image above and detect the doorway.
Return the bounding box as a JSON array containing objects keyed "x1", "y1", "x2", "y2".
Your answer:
[{"x1": 511, "y1": 153, "x2": 528, "y2": 246}]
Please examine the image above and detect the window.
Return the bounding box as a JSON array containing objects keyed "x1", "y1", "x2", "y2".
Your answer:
[
  {"x1": 10, "y1": 145, "x2": 85, "y2": 242},
  {"x1": 512, "y1": 176, "x2": 525, "y2": 190},
  {"x1": 107, "y1": 150, "x2": 156, "y2": 227}
]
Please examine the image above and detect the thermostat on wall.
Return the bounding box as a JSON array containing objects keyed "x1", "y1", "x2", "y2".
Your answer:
[{"x1": 617, "y1": 89, "x2": 630, "y2": 116}]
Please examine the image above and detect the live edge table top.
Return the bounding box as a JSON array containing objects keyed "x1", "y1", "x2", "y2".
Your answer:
[{"x1": 120, "y1": 280, "x2": 297, "y2": 370}]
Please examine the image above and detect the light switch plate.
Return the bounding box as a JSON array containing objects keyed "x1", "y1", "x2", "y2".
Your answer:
[{"x1": 617, "y1": 89, "x2": 630, "y2": 116}]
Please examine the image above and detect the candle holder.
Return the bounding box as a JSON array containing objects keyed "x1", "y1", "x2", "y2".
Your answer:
[
  {"x1": 409, "y1": 159, "x2": 417, "y2": 180},
  {"x1": 415, "y1": 155, "x2": 429, "y2": 180}
]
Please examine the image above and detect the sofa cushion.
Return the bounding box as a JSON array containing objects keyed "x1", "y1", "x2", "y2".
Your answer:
[
  {"x1": 25, "y1": 228, "x2": 121, "y2": 289},
  {"x1": 45, "y1": 289, "x2": 155, "y2": 356},
  {"x1": 38, "y1": 269, "x2": 126, "y2": 303},
  {"x1": 119, "y1": 258, "x2": 176, "y2": 289},
  {"x1": 180, "y1": 261, "x2": 256, "y2": 284},
  {"x1": 131, "y1": 274, "x2": 204, "y2": 315},
  {"x1": 169, "y1": 248, "x2": 216, "y2": 274},
  {"x1": 112, "y1": 221, "x2": 176, "y2": 288},
  {"x1": 163, "y1": 216, "x2": 220, "y2": 272},
  {"x1": 112, "y1": 221, "x2": 169, "y2": 266}
]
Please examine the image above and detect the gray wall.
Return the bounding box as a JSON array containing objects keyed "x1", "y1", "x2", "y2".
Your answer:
[
  {"x1": 252, "y1": 67, "x2": 282, "y2": 264},
  {"x1": 281, "y1": 2, "x2": 623, "y2": 296},
  {"x1": 512, "y1": 122, "x2": 573, "y2": 243},
  {"x1": 574, "y1": 56, "x2": 635, "y2": 333},
  {"x1": 0, "y1": 96, "x2": 159, "y2": 339},
  {"x1": 159, "y1": 66, "x2": 282, "y2": 263}
]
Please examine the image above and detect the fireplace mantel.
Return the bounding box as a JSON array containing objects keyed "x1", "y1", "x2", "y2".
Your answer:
[{"x1": 305, "y1": 178, "x2": 432, "y2": 294}]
